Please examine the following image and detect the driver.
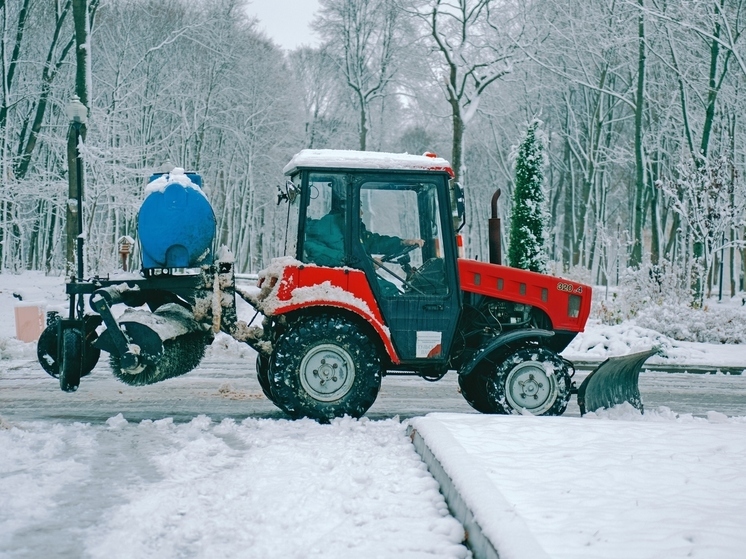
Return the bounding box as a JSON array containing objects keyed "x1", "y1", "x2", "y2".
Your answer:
[
  {"x1": 304, "y1": 195, "x2": 423, "y2": 296},
  {"x1": 362, "y1": 222, "x2": 424, "y2": 262},
  {"x1": 359, "y1": 209, "x2": 423, "y2": 297}
]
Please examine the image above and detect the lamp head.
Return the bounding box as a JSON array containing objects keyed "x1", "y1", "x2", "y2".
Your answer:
[{"x1": 67, "y1": 95, "x2": 88, "y2": 125}]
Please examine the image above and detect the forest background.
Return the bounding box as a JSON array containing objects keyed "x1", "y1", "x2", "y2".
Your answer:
[{"x1": 1, "y1": 0, "x2": 745, "y2": 319}]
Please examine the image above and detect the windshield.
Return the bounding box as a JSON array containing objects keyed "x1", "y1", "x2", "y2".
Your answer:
[
  {"x1": 360, "y1": 179, "x2": 449, "y2": 297},
  {"x1": 301, "y1": 172, "x2": 348, "y2": 267},
  {"x1": 284, "y1": 174, "x2": 301, "y2": 258}
]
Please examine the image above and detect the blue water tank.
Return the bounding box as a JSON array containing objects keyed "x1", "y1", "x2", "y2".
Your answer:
[{"x1": 138, "y1": 171, "x2": 216, "y2": 269}]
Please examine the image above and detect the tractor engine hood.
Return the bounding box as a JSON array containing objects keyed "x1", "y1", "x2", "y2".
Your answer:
[{"x1": 457, "y1": 259, "x2": 593, "y2": 333}]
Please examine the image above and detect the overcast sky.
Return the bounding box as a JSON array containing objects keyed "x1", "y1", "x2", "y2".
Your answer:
[{"x1": 246, "y1": 0, "x2": 321, "y2": 51}]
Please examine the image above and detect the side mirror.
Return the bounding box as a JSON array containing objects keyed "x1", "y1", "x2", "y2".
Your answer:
[{"x1": 276, "y1": 179, "x2": 299, "y2": 205}]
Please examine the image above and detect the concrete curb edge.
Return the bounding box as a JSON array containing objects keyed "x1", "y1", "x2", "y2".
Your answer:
[{"x1": 408, "y1": 425, "x2": 500, "y2": 559}]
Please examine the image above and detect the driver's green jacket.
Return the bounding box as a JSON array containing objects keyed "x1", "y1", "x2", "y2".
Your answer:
[{"x1": 305, "y1": 212, "x2": 403, "y2": 268}]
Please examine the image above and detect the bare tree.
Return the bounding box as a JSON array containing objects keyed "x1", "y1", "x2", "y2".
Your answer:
[
  {"x1": 288, "y1": 47, "x2": 353, "y2": 149},
  {"x1": 314, "y1": 0, "x2": 402, "y2": 150},
  {"x1": 418, "y1": 0, "x2": 527, "y2": 182}
]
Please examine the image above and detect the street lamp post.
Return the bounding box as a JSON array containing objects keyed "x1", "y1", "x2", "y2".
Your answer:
[{"x1": 67, "y1": 95, "x2": 87, "y2": 319}]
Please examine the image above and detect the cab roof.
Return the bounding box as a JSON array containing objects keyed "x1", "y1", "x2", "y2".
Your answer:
[{"x1": 283, "y1": 149, "x2": 454, "y2": 178}]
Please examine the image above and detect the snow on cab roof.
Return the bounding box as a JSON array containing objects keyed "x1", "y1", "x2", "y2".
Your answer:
[{"x1": 283, "y1": 149, "x2": 454, "y2": 177}]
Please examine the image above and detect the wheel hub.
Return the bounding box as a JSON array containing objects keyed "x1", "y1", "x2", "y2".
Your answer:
[
  {"x1": 300, "y1": 343, "x2": 355, "y2": 402},
  {"x1": 504, "y1": 360, "x2": 558, "y2": 414}
]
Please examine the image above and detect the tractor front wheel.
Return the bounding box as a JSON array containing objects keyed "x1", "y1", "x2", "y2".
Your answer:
[
  {"x1": 255, "y1": 353, "x2": 275, "y2": 402},
  {"x1": 458, "y1": 366, "x2": 502, "y2": 414},
  {"x1": 486, "y1": 347, "x2": 571, "y2": 416},
  {"x1": 268, "y1": 314, "x2": 382, "y2": 422}
]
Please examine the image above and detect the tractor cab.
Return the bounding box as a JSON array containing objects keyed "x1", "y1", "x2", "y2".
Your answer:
[{"x1": 282, "y1": 150, "x2": 462, "y2": 366}]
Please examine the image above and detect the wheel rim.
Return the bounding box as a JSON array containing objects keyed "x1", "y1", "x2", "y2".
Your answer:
[
  {"x1": 299, "y1": 343, "x2": 355, "y2": 402},
  {"x1": 504, "y1": 359, "x2": 559, "y2": 414}
]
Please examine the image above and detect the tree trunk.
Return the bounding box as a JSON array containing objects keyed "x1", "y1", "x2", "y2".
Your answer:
[
  {"x1": 451, "y1": 101, "x2": 464, "y2": 183},
  {"x1": 631, "y1": 0, "x2": 646, "y2": 267},
  {"x1": 699, "y1": 0, "x2": 724, "y2": 161},
  {"x1": 358, "y1": 89, "x2": 367, "y2": 151}
]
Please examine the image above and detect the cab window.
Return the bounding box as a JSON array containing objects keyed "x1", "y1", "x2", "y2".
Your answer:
[{"x1": 360, "y1": 181, "x2": 448, "y2": 297}]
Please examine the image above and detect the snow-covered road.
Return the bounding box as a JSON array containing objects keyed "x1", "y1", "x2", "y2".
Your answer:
[
  {"x1": 2, "y1": 356, "x2": 745, "y2": 559},
  {"x1": 2, "y1": 352, "x2": 746, "y2": 423},
  {"x1": 1, "y1": 415, "x2": 469, "y2": 559}
]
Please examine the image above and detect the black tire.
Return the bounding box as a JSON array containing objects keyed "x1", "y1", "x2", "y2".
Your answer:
[
  {"x1": 255, "y1": 353, "x2": 274, "y2": 401},
  {"x1": 486, "y1": 347, "x2": 571, "y2": 416},
  {"x1": 458, "y1": 366, "x2": 502, "y2": 414},
  {"x1": 38, "y1": 323, "x2": 100, "y2": 379},
  {"x1": 37, "y1": 324, "x2": 60, "y2": 377},
  {"x1": 268, "y1": 314, "x2": 382, "y2": 421},
  {"x1": 59, "y1": 329, "x2": 83, "y2": 392}
]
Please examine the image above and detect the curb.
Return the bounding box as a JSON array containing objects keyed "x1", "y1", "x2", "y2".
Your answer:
[
  {"x1": 408, "y1": 426, "x2": 499, "y2": 559},
  {"x1": 408, "y1": 424, "x2": 549, "y2": 559}
]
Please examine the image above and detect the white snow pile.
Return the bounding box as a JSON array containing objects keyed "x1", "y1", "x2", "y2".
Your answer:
[
  {"x1": 143, "y1": 167, "x2": 205, "y2": 198},
  {"x1": 635, "y1": 300, "x2": 746, "y2": 344},
  {"x1": 586, "y1": 263, "x2": 746, "y2": 344},
  {"x1": 562, "y1": 318, "x2": 746, "y2": 367},
  {"x1": 564, "y1": 319, "x2": 675, "y2": 358},
  {"x1": 283, "y1": 149, "x2": 452, "y2": 176},
  {"x1": 412, "y1": 411, "x2": 746, "y2": 559},
  {"x1": 0, "y1": 272, "x2": 67, "y2": 360},
  {"x1": 0, "y1": 415, "x2": 468, "y2": 559}
]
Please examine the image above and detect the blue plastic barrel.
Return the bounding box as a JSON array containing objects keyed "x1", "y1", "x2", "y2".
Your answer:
[{"x1": 138, "y1": 171, "x2": 216, "y2": 269}]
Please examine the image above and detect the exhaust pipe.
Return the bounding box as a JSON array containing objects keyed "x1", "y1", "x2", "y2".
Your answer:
[{"x1": 489, "y1": 189, "x2": 502, "y2": 265}]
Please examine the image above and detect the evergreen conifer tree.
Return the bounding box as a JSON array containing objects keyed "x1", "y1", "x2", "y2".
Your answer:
[{"x1": 508, "y1": 120, "x2": 548, "y2": 273}]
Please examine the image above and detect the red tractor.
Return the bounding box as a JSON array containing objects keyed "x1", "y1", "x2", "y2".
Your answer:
[
  {"x1": 239, "y1": 150, "x2": 652, "y2": 420},
  {"x1": 38, "y1": 151, "x2": 652, "y2": 420}
]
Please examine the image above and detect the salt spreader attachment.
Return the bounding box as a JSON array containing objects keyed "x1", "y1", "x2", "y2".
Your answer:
[
  {"x1": 38, "y1": 153, "x2": 655, "y2": 422},
  {"x1": 37, "y1": 168, "x2": 236, "y2": 391}
]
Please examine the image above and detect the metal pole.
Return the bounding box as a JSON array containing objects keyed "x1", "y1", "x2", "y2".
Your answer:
[
  {"x1": 718, "y1": 232, "x2": 725, "y2": 302},
  {"x1": 74, "y1": 123, "x2": 85, "y2": 319}
]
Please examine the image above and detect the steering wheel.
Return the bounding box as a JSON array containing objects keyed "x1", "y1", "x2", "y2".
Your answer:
[
  {"x1": 380, "y1": 243, "x2": 418, "y2": 263},
  {"x1": 406, "y1": 257, "x2": 445, "y2": 294}
]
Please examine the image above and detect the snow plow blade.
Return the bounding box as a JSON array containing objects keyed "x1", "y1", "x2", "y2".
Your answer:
[{"x1": 576, "y1": 348, "x2": 658, "y2": 415}]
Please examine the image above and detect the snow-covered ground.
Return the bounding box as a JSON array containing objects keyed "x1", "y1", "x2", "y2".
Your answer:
[
  {"x1": 412, "y1": 410, "x2": 746, "y2": 559},
  {"x1": 0, "y1": 416, "x2": 468, "y2": 558},
  {"x1": 1, "y1": 271, "x2": 745, "y2": 558},
  {"x1": 564, "y1": 318, "x2": 746, "y2": 369}
]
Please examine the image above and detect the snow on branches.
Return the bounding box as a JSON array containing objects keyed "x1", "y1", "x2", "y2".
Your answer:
[{"x1": 657, "y1": 156, "x2": 746, "y2": 305}]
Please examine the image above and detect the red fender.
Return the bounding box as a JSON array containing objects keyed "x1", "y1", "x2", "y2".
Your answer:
[{"x1": 256, "y1": 259, "x2": 400, "y2": 364}]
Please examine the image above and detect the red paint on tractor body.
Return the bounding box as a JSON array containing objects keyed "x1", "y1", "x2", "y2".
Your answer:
[
  {"x1": 457, "y1": 259, "x2": 592, "y2": 332},
  {"x1": 265, "y1": 264, "x2": 400, "y2": 363}
]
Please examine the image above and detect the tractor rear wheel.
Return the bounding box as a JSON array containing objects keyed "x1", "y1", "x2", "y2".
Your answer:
[
  {"x1": 486, "y1": 347, "x2": 571, "y2": 416},
  {"x1": 268, "y1": 314, "x2": 382, "y2": 422},
  {"x1": 59, "y1": 329, "x2": 84, "y2": 393}
]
